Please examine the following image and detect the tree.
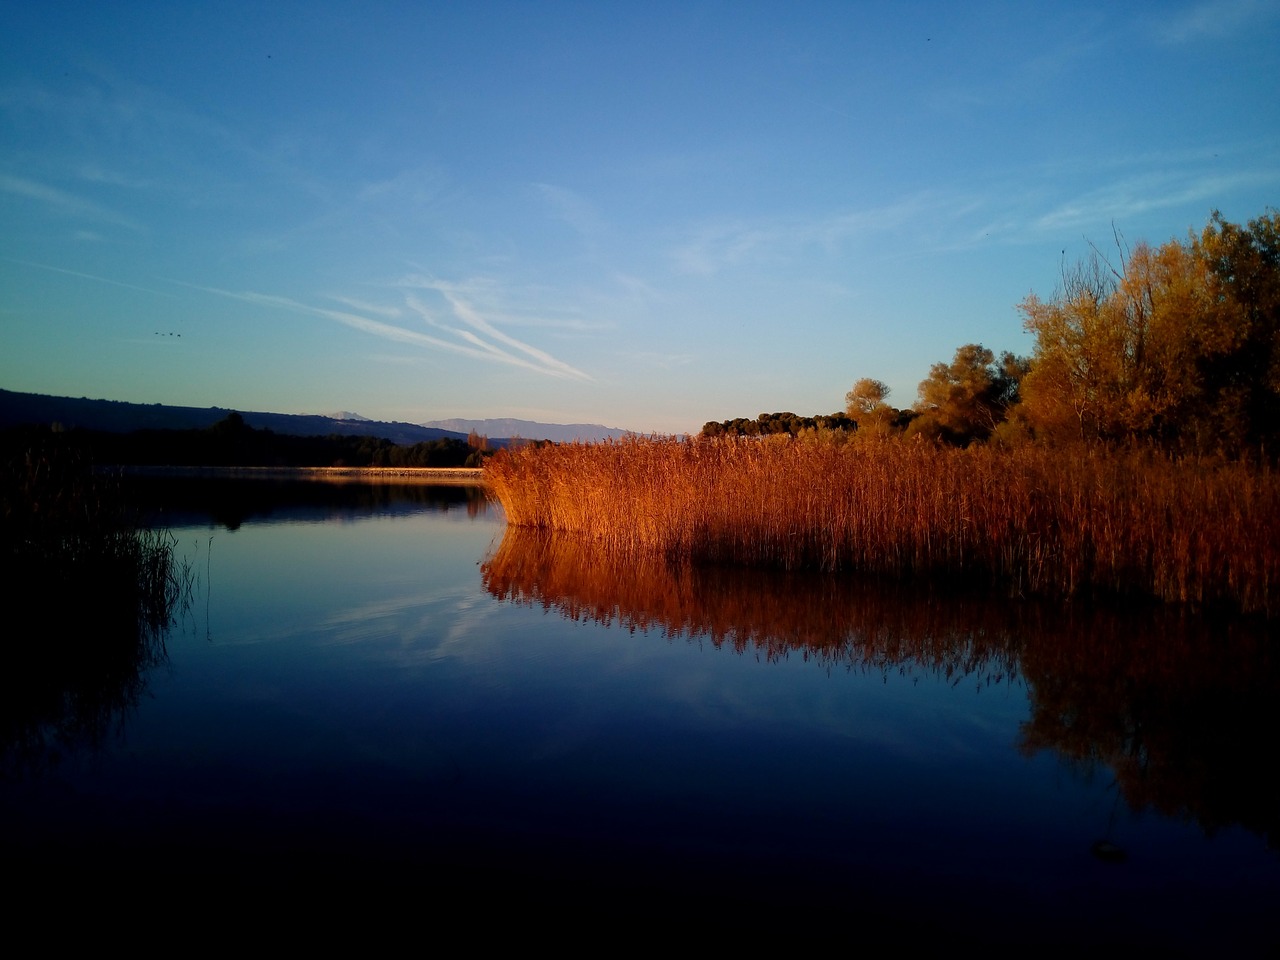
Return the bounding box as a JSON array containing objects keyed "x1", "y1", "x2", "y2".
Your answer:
[
  {"x1": 1018, "y1": 247, "x2": 1129, "y2": 442},
  {"x1": 1018, "y1": 210, "x2": 1280, "y2": 456},
  {"x1": 845, "y1": 378, "x2": 898, "y2": 435},
  {"x1": 845, "y1": 378, "x2": 890, "y2": 414},
  {"x1": 1189, "y1": 210, "x2": 1280, "y2": 454},
  {"x1": 910, "y1": 344, "x2": 1026, "y2": 445}
]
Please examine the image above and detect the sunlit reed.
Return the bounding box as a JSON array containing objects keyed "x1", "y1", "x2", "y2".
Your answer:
[{"x1": 484, "y1": 436, "x2": 1280, "y2": 616}]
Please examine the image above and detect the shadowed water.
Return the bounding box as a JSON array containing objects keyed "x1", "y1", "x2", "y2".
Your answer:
[{"x1": 2, "y1": 480, "x2": 1276, "y2": 947}]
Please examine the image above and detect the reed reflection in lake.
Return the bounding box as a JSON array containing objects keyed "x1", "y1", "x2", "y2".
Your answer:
[{"x1": 483, "y1": 524, "x2": 1280, "y2": 852}]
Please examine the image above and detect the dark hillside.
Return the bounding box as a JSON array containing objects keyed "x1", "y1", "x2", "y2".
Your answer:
[{"x1": 0, "y1": 389, "x2": 468, "y2": 446}]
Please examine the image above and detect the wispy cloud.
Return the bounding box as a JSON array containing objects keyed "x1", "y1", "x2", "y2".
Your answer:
[
  {"x1": 664, "y1": 146, "x2": 1280, "y2": 277},
  {"x1": 932, "y1": 18, "x2": 1111, "y2": 115},
  {"x1": 76, "y1": 164, "x2": 162, "y2": 190},
  {"x1": 671, "y1": 221, "x2": 772, "y2": 276},
  {"x1": 1153, "y1": 0, "x2": 1277, "y2": 43},
  {"x1": 0, "y1": 173, "x2": 145, "y2": 230},
  {"x1": 398, "y1": 277, "x2": 593, "y2": 380},
  {"x1": 532, "y1": 182, "x2": 604, "y2": 238},
  {"x1": 4, "y1": 68, "x2": 334, "y2": 224},
  {"x1": 1033, "y1": 168, "x2": 1278, "y2": 232},
  {"x1": 2, "y1": 257, "x2": 174, "y2": 297},
  {"x1": 631, "y1": 351, "x2": 695, "y2": 370},
  {"x1": 187, "y1": 282, "x2": 592, "y2": 381},
  {"x1": 610, "y1": 272, "x2": 663, "y2": 302},
  {"x1": 395, "y1": 271, "x2": 611, "y2": 332},
  {"x1": 669, "y1": 195, "x2": 942, "y2": 276},
  {"x1": 328, "y1": 295, "x2": 403, "y2": 319},
  {"x1": 357, "y1": 166, "x2": 448, "y2": 207}
]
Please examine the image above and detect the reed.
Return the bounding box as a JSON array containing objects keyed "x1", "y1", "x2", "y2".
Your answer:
[
  {"x1": 2, "y1": 436, "x2": 190, "y2": 772},
  {"x1": 484, "y1": 436, "x2": 1280, "y2": 616},
  {"x1": 2, "y1": 441, "x2": 187, "y2": 634}
]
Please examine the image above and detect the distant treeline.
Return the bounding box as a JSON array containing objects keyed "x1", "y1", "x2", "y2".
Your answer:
[
  {"x1": 1, "y1": 412, "x2": 492, "y2": 469},
  {"x1": 700, "y1": 411, "x2": 858, "y2": 438}
]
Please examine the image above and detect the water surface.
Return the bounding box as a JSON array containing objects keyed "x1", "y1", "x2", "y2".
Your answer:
[{"x1": 3, "y1": 480, "x2": 1275, "y2": 947}]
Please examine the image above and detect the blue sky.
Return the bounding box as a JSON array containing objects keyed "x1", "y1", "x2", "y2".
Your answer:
[{"x1": 2, "y1": 1, "x2": 1277, "y2": 434}]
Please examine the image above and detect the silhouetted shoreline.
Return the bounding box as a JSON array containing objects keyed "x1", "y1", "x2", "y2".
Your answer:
[{"x1": 112, "y1": 465, "x2": 486, "y2": 483}]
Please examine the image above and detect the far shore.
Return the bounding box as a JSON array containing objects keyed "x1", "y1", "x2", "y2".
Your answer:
[{"x1": 112, "y1": 465, "x2": 487, "y2": 485}]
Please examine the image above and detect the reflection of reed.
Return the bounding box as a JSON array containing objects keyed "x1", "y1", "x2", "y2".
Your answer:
[
  {"x1": 483, "y1": 525, "x2": 1280, "y2": 846},
  {"x1": 483, "y1": 525, "x2": 1026, "y2": 680},
  {"x1": 2, "y1": 442, "x2": 186, "y2": 776},
  {"x1": 1017, "y1": 609, "x2": 1280, "y2": 848},
  {"x1": 1, "y1": 605, "x2": 171, "y2": 777}
]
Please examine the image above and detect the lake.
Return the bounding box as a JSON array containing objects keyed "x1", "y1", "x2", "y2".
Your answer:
[{"x1": 2, "y1": 479, "x2": 1276, "y2": 947}]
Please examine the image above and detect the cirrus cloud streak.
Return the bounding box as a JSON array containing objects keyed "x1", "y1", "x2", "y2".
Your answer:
[{"x1": 185, "y1": 282, "x2": 592, "y2": 381}]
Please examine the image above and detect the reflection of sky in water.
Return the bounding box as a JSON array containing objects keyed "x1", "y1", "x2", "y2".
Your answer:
[{"x1": 5, "y1": 489, "x2": 1277, "y2": 945}]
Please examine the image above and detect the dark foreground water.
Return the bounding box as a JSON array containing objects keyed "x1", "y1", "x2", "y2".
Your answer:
[{"x1": 3, "y1": 481, "x2": 1277, "y2": 948}]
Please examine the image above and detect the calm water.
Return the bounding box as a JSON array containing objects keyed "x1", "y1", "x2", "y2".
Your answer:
[{"x1": 3, "y1": 480, "x2": 1277, "y2": 946}]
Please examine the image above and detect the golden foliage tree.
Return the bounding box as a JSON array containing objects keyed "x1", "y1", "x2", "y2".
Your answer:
[
  {"x1": 910, "y1": 344, "x2": 1027, "y2": 445},
  {"x1": 1018, "y1": 210, "x2": 1280, "y2": 456},
  {"x1": 845, "y1": 377, "x2": 898, "y2": 435}
]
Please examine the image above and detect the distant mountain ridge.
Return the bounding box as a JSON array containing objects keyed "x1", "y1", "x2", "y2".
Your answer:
[
  {"x1": 0, "y1": 389, "x2": 633, "y2": 446},
  {"x1": 422, "y1": 418, "x2": 630, "y2": 443},
  {"x1": 0, "y1": 389, "x2": 466, "y2": 446}
]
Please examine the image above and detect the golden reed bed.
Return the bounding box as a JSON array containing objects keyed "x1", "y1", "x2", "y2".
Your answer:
[{"x1": 484, "y1": 436, "x2": 1280, "y2": 616}]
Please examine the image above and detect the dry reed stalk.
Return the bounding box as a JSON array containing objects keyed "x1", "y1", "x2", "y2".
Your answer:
[{"x1": 484, "y1": 437, "x2": 1280, "y2": 615}]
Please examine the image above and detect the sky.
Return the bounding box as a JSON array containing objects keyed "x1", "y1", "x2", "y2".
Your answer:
[{"x1": 2, "y1": 1, "x2": 1277, "y2": 435}]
